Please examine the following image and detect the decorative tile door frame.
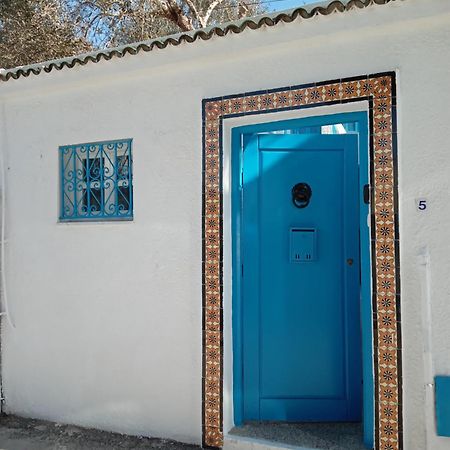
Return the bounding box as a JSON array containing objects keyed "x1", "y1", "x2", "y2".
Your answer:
[{"x1": 202, "y1": 72, "x2": 401, "y2": 450}]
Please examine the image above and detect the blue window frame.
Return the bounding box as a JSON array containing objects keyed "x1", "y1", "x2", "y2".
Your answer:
[{"x1": 60, "y1": 139, "x2": 133, "y2": 221}]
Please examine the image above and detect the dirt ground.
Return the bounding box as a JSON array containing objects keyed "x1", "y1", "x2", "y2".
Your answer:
[{"x1": 0, "y1": 415, "x2": 201, "y2": 450}]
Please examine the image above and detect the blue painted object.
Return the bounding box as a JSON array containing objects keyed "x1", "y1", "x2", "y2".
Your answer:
[
  {"x1": 436, "y1": 376, "x2": 450, "y2": 436},
  {"x1": 59, "y1": 138, "x2": 133, "y2": 221},
  {"x1": 231, "y1": 112, "x2": 372, "y2": 447},
  {"x1": 290, "y1": 228, "x2": 316, "y2": 262},
  {"x1": 242, "y1": 133, "x2": 361, "y2": 421}
]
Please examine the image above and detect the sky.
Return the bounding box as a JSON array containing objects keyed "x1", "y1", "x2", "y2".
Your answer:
[{"x1": 268, "y1": 0, "x2": 320, "y2": 13}]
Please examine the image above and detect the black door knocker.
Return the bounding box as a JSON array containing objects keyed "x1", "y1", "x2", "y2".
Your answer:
[{"x1": 292, "y1": 182, "x2": 312, "y2": 208}]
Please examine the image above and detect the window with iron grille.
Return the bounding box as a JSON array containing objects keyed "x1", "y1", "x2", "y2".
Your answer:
[{"x1": 60, "y1": 139, "x2": 133, "y2": 221}]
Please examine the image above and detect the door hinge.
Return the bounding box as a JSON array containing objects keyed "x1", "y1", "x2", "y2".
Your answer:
[{"x1": 363, "y1": 184, "x2": 370, "y2": 204}]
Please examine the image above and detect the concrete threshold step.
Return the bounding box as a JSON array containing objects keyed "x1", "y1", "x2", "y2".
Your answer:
[
  {"x1": 224, "y1": 423, "x2": 367, "y2": 450},
  {"x1": 224, "y1": 434, "x2": 312, "y2": 449}
]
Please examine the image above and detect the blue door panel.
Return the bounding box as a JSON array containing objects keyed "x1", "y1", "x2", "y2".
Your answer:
[
  {"x1": 260, "y1": 399, "x2": 347, "y2": 422},
  {"x1": 242, "y1": 134, "x2": 362, "y2": 422}
]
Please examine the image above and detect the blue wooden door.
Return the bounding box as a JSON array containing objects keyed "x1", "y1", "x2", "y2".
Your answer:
[{"x1": 242, "y1": 134, "x2": 362, "y2": 422}]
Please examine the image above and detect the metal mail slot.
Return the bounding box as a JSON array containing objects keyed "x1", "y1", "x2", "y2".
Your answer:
[{"x1": 290, "y1": 228, "x2": 316, "y2": 262}]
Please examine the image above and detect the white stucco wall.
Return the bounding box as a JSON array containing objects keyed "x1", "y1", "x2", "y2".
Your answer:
[{"x1": 0, "y1": 0, "x2": 450, "y2": 448}]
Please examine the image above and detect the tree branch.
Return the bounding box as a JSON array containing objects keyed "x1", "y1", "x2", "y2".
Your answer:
[
  {"x1": 152, "y1": 0, "x2": 194, "y2": 31},
  {"x1": 201, "y1": 0, "x2": 227, "y2": 26},
  {"x1": 183, "y1": 0, "x2": 203, "y2": 27}
]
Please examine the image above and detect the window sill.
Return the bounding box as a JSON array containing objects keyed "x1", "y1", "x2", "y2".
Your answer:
[{"x1": 57, "y1": 217, "x2": 134, "y2": 226}]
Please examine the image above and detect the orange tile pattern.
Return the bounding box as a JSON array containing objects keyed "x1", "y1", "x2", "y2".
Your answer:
[{"x1": 202, "y1": 73, "x2": 400, "y2": 449}]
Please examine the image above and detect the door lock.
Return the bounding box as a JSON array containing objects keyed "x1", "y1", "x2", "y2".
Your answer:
[{"x1": 347, "y1": 258, "x2": 354, "y2": 266}]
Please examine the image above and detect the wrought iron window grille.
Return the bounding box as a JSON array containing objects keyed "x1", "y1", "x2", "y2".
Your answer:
[{"x1": 60, "y1": 139, "x2": 133, "y2": 221}]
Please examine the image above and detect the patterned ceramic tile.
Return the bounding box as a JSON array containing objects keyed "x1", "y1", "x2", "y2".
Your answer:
[
  {"x1": 373, "y1": 97, "x2": 394, "y2": 116},
  {"x1": 202, "y1": 73, "x2": 400, "y2": 449},
  {"x1": 323, "y1": 83, "x2": 341, "y2": 102},
  {"x1": 290, "y1": 88, "x2": 307, "y2": 107},
  {"x1": 340, "y1": 80, "x2": 361, "y2": 100},
  {"x1": 245, "y1": 95, "x2": 265, "y2": 112},
  {"x1": 376, "y1": 293, "x2": 397, "y2": 312},
  {"x1": 380, "y1": 402, "x2": 400, "y2": 433},
  {"x1": 305, "y1": 86, "x2": 324, "y2": 104},
  {"x1": 374, "y1": 116, "x2": 393, "y2": 135},
  {"x1": 379, "y1": 328, "x2": 398, "y2": 349},
  {"x1": 274, "y1": 91, "x2": 291, "y2": 108}
]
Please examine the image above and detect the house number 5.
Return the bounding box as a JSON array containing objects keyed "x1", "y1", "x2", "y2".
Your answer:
[{"x1": 416, "y1": 198, "x2": 427, "y2": 211}]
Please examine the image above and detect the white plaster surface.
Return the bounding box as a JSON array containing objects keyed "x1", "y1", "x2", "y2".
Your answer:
[{"x1": 0, "y1": 0, "x2": 450, "y2": 448}]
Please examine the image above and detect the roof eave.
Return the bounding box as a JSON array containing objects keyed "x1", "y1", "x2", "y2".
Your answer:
[{"x1": 0, "y1": 0, "x2": 398, "y2": 83}]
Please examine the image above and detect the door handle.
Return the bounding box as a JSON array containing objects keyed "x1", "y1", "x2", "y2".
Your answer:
[{"x1": 347, "y1": 258, "x2": 354, "y2": 266}]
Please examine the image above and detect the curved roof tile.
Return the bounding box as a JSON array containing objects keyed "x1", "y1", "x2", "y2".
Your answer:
[{"x1": 0, "y1": 0, "x2": 397, "y2": 83}]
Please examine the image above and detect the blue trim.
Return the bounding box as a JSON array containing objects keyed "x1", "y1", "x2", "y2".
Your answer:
[
  {"x1": 231, "y1": 111, "x2": 373, "y2": 447},
  {"x1": 231, "y1": 130, "x2": 244, "y2": 426},
  {"x1": 357, "y1": 115, "x2": 373, "y2": 449},
  {"x1": 59, "y1": 138, "x2": 133, "y2": 222},
  {"x1": 435, "y1": 376, "x2": 450, "y2": 437}
]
